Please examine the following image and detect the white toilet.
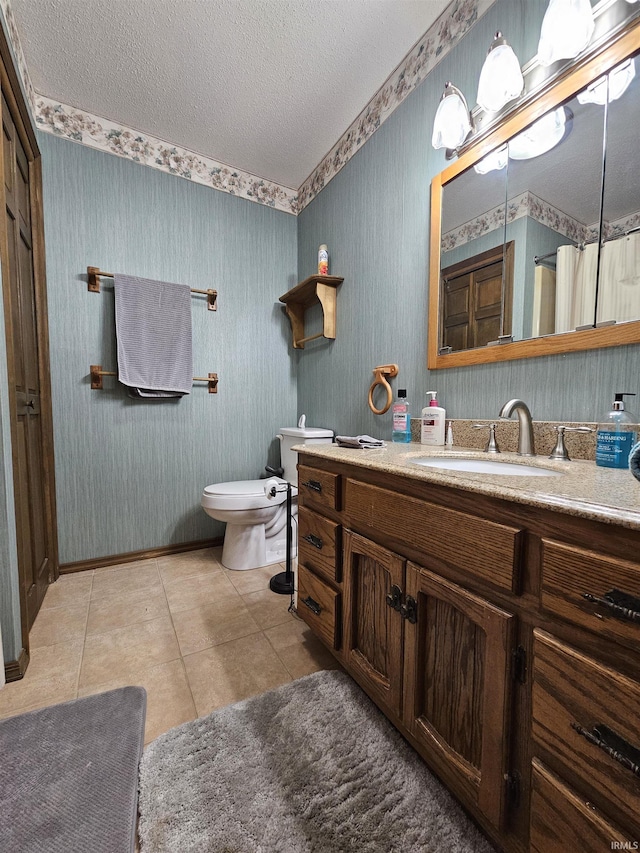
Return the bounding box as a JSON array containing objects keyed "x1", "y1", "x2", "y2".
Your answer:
[{"x1": 201, "y1": 424, "x2": 333, "y2": 570}]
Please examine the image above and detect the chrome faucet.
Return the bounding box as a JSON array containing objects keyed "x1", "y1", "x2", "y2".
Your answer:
[{"x1": 499, "y1": 399, "x2": 535, "y2": 456}]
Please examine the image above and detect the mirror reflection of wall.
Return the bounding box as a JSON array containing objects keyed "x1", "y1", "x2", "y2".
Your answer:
[
  {"x1": 439, "y1": 150, "x2": 508, "y2": 352},
  {"x1": 598, "y1": 55, "x2": 640, "y2": 326},
  {"x1": 507, "y1": 89, "x2": 605, "y2": 339}
]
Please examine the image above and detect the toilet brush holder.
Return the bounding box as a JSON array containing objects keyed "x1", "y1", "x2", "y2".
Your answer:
[{"x1": 269, "y1": 483, "x2": 294, "y2": 595}]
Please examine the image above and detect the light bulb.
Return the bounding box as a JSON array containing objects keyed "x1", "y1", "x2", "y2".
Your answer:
[
  {"x1": 432, "y1": 83, "x2": 472, "y2": 150},
  {"x1": 537, "y1": 0, "x2": 594, "y2": 67},
  {"x1": 477, "y1": 33, "x2": 524, "y2": 113}
]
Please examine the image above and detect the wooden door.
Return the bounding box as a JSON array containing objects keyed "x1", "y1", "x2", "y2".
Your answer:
[
  {"x1": 342, "y1": 530, "x2": 404, "y2": 716},
  {"x1": 2, "y1": 94, "x2": 50, "y2": 628},
  {"x1": 441, "y1": 242, "x2": 514, "y2": 351},
  {"x1": 403, "y1": 562, "x2": 514, "y2": 829}
]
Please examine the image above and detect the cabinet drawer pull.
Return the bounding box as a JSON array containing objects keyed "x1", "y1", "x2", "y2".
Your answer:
[
  {"x1": 386, "y1": 584, "x2": 402, "y2": 611},
  {"x1": 302, "y1": 533, "x2": 323, "y2": 550},
  {"x1": 582, "y1": 588, "x2": 640, "y2": 624},
  {"x1": 302, "y1": 596, "x2": 322, "y2": 616},
  {"x1": 301, "y1": 479, "x2": 322, "y2": 493},
  {"x1": 571, "y1": 722, "x2": 640, "y2": 778}
]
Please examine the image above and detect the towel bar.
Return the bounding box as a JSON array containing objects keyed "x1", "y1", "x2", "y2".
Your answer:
[
  {"x1": 90, "y1": 365, "x2": 218, "y2": 393},
  {"x1": 87, "y1": 267, "x2": 217, "y2": 310}
]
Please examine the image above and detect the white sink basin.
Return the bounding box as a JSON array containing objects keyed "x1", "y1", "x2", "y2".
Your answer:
[{"x1": 412, "y1": 457, "x2": 563, "y2": 477}]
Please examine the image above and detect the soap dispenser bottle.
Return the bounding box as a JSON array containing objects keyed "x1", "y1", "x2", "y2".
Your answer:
[
  {"x1": 421, "y1": 391, "x2": 446, "y2": 446},
  {"x1": 596, "y1": 392, "x2": 638, "y2": 468},
  {"x1": 392, "y1": 389, "x2": 411, "y2": 443}
]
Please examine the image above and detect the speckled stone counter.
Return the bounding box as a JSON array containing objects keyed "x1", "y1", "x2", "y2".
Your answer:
[{"x1": 294, "y1": 440, "x2": 640, "y2": 531}]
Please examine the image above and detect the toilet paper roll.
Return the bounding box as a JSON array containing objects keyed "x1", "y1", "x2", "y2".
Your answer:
[{"x1": 263, "y1": 477, "x2": 282, "y2": 499}]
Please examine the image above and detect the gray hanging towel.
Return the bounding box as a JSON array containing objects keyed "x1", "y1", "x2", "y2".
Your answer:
[{"x1": 114, "y1": 274, "x2": 193, "y2": 398}]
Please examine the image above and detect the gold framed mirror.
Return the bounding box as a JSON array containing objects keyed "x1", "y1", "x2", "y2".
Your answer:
[{"x1": 428, "y1": 17, "x2": 640, "y2": 370}]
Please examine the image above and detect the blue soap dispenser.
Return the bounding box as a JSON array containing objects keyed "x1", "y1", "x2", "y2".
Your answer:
[{"x1": 595, "y1": 392, "x2": 638, "y2": 468}]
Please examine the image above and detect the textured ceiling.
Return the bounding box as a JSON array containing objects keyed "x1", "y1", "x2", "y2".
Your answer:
[{"x1": 12, "y1": 0, "x2": 451, "y2": 189}]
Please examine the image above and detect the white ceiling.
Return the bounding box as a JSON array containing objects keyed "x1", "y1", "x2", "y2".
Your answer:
[{"x1": 12, "y1": 0, "x2": 451, "y2": 189}]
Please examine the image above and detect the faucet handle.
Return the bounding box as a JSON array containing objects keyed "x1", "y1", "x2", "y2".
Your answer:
[
  {"x1": 473, "y1": 422, "x2": 500, "y2": 454},
  {"x1": 549, "y1": 425, "x2": 594, "y2": 461}
]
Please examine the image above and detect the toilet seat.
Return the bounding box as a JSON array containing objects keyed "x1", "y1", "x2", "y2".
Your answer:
[{"x1": 202, "y1": 478, "x2": 296, "y2": 511}]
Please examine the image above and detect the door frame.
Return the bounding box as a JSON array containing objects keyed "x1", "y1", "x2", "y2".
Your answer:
[{"x1": 0, "y1": 21, "x2": 59, "y2": 679}]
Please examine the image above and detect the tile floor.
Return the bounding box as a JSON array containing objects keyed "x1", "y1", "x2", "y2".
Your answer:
[{"x1": 0, "y1": 547, "x2": 340, "y2": 745}]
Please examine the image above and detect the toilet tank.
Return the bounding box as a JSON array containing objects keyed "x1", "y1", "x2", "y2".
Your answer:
[{"x1": 277, "y1": 426, "x2": 333, "y2": 485}]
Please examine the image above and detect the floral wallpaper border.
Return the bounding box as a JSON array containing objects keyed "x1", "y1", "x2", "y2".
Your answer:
[
  {"x1": 34, "y1": 94, "x2": 300, "y2": 214},
  {"x1": 0, "y1": 0, "x2": 496, "y2": 215},
  {"x1": 442, "y1": 191, "x2": 591, "y2": 251}
]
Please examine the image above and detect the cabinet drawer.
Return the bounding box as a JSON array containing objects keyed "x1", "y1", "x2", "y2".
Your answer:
[
  {"x1": 298, "y1": 465, "x2": 340, "y2": 512},
  {"x1": 541, "y1": 538, "x2": 640, "y2": 652},
  {"x1": 532, "y1": 629, "x2": 640, "y2": 833},
  {"x1": 530, "y1": 759, "x2": 629, "y2": 853},
  {"x1": 297, "y1": 564, "x2": 341, "y2": 650},
  {"x1": 298, "y1": 505, "x2": 341, "y2": 584},
  {"x1": 345, "y1": 479, "x2": 523, "y2": 592}
]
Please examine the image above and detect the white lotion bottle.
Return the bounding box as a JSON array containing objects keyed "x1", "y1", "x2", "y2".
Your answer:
[{"x1": 421, "y1": 391, "x2": 446, "y2": 446}]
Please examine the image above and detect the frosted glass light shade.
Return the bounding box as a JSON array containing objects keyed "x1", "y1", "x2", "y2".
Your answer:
[
  {"x1": 537, "y1": 0, "x2": 594, "y2": 67},
  {"x1": 474, "y1": 145, "x2": 508, "y2": 174},
  {"x1": 577, "y1": 58, "x2": 636, "y2": 105},
  {"x1": 432, "y1": 83, "x2": 472, "y2": 150},
  {"x1": 508, "y1": 107, "x2": 567, "y2": 160},
  {"x1": 477, "y1": 34, "x2": 524, "y2": 113}
]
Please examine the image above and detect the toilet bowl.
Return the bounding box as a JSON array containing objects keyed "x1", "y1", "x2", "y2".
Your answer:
[{"x1": 201, "y1": 423, "x2": 333, "y2": 570}]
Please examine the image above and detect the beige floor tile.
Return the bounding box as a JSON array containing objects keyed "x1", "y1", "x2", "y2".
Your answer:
[
  {"x1": 157, "y1": 548, "x2": 223, "y2": 585},
  {"x1": 0, "y1": 641, "x2": 83, "y2": 716},
  {"x1": 29, "y1": 602, "x2": 89, "y2": 649},
  {"x1": 163, "y1": 570, "x2": 239, "y2": 614},
  {"x1": 91, "y1": 561, "x2": 161, "y2": 600},
  {"x1": 242, "y1": 587, "x2": 297, "y2": 630},
  {"x1": 86, "y1": 587, "x2": 169, "y2": 637},
  {"x1": 172, "y1": 597, "x2": 261, "y2": 657},
  {"x1": 79, "y1": 615, "x2": 180, "y2": 689},
  {"x1": 265, "y1": 617, "x2": 342, "y2": 680},
  {"x1": 223, "y1": 564, "x2": 280, "y2": 595},
  {"x1": 40, "y1": 571, "x2": 94, "y2": 610},
  {"x1": 183, "y1": 632, "x2": 291, "y2": 716},
  {"x1": 78, "y1": 658, "x2": 197, "y2": 744}
]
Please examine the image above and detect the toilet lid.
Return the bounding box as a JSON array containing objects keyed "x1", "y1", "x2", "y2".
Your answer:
[{"x1": 202, "y1": 479, "x2": 293, "y2": 510}]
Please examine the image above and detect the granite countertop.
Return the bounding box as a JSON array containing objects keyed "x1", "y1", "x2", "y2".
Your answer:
[{"x1": 294, "y1": 441, "x2": 640, "y2": 531}]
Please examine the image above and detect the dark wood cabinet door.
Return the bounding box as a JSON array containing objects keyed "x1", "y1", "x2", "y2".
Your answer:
[
  {"x1": 342, "y1": 530, "x2": 405, "y2": 716},
  {"x1": 2, "y1": 94, "x2": 50, "y2": 628},
  {"x1": 403, "y1": 562, "x2": 515, "y2": 829}
]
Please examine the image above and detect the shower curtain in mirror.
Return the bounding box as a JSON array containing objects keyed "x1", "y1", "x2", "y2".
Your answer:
[{"x1": 554, "y1": 233, "x2": 640, "y2": 333}]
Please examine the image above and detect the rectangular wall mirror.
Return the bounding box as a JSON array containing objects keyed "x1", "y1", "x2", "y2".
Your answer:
[{"x1": 428, "y1": 16, "x2": 640, "y2": 369}]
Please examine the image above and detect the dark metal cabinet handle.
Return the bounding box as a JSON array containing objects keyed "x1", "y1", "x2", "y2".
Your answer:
[
  {"x1": 582, "y1": 589, "x2": 640, "y2": 624},
  {"x1": 301, "y1": 479, "x2": 322, "y2": 493},
  {"x1": 302, "y1": 596, "x2": 321, "y2": 616},
  {"x1": 572, "y1": 722, "x2": 640, "y2": 778},
  {"x1": 302, "y1": 533, "x2": 323, "y2": 550},
  {"x1": 400, "y1": 595, "x2": 418, "y2": 624},
  {"x1": 386, "y1": 585, "x2": 402, "y2": 611}
]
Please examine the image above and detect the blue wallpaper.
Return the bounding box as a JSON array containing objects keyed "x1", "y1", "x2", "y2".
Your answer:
[
  {"x1": 39, "y1": 133, "x2": 298, "y2": 564},
  {"x1": 297, "y1": 0, "x2": 640, "y2": 434}
]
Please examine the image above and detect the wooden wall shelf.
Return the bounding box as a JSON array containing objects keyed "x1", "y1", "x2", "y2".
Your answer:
[{"x1": 279, "y1": 275, "x2": 343, "y2": 349}]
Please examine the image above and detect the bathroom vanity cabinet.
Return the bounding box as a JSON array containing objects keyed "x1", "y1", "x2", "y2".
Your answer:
[{"x1": 296, "y1": 452, "x2": 640, "y2": 853}]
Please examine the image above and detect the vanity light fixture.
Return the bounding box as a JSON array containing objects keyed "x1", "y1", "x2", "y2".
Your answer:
[
  {"x1": 474, "y1": 144, "x2": 508, "y2": 174},
  {"x1": 477, "y1": 32, "x2": 524, "y2": 113},
  {"x1": 508, "y1": 106, "x2": 572, "y2": 160},
  {"x1": 577, "y1": 57, "x2": 636, "y2": 105},
  {"x1": 537, "y1": 0, "x2": 595, "y2": 67},
  {"x1": 431, "y1": 82, "x2": 473, "y2": 151}
]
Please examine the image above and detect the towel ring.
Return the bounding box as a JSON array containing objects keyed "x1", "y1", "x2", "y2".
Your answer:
[{"x1": 368, "y1": 364, "x2": 398, "y2": 415}]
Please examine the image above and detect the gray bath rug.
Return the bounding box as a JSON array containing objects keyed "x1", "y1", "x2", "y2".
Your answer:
[
  {"x1": 0, "y1": 685, "x2": 146, "y2": 853},
  {"x1": 138, "y1": 670, "x2": 495, "y2": 852}
]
